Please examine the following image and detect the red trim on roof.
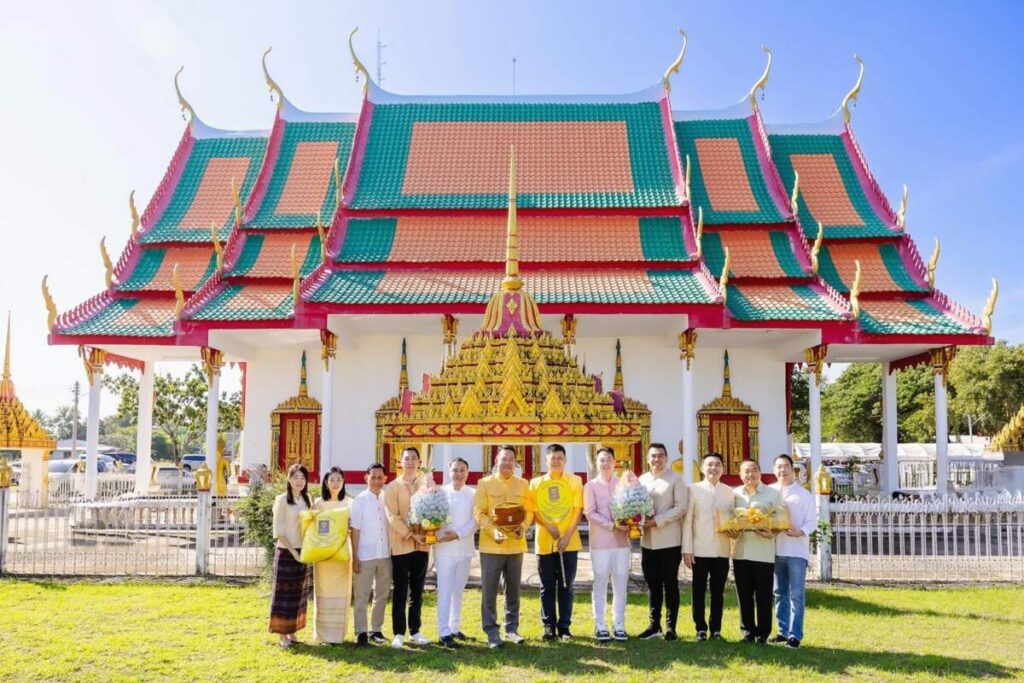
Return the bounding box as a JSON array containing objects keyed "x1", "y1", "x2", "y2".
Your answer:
[
  {"x1": 747, "y1": 111, "x2": 793, "y2": 219},
  {"x1": 337, "y1": 206, "x2": 689, "y2": 219},
  {"x1": 659, "y1": 95, "x2": 687, "y2": 204},
  {"x1": 140, "y1": 128, "x2": 195, "y2": 234},
  {"x1": 339, "y1": 98, "x2": 375, "y2": 216},
  {"x1": 841, "y1": 127, "x2": 899, "y2": 232},
  {"x1": 48, "y1": 333, "x2": 176, "y2": 346},
  {"x1": 242, "y1": 112, "x2": 286, "y2": 224}
]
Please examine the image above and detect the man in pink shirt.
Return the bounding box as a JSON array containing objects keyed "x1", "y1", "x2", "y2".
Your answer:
[{"x1": 583, "y1": 447, "x2": 631, "y2": 642}]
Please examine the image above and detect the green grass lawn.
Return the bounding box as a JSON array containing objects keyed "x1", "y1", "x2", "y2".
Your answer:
[{"x1": 0, "y1": 579, "x2": 1021, "y2": 682}]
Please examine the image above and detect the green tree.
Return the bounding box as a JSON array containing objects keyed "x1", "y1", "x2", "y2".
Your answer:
[
  {"x1": 949, "y1": 342, "x2": 1024, "y2": 437},
  {"x1": 789, "y1": 366, "x2": 810, "y2": 442},
  {"x1": 44, "y1": 404, "x2": 86, "y2": 441},
  {"x1": 822, "y1": 363, "x2": 881, "y2": 442},
  {"x1": 103, "y1": 365, "x2": 242, "y2": 464}
]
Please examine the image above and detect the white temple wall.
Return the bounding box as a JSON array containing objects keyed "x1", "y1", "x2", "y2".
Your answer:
[{"x1": 240, "y1": 333, "x2": 789, "y2": 476}]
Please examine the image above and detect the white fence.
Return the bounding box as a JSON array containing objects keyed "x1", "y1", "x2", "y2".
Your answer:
[
  {"x1": 828, "y1": 494, "x2": 1024, "y2": 582},
  {"x1": 1, "y1": 491, "x2": 263, "y2": 577}
]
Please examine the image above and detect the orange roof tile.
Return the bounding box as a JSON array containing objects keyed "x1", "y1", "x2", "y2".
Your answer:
[
  {"x1": 714, "y1": 232, "x2": 789, "y2": 278},
  {"x1": 401, "y1": 121, "x2": 635, "y2": 195},
  {"x1": 222, "y1": 283, "x2": 292, "y2": 311},
  {"x1": 693, "y1": 138, "x2": 760, "y2": 212},
  {"x1": 789, "y1": 154, "x2": 863, "y2": 226},
  {"x1": 824, "y1": 243, "x2": 899, "y2": 292},
  {"x1": 375, "y1": 270, "x2": 657, "y2": 298},
  {"x1": 178, "y1": 157, "x2": 253, "y2": 230},
  {"x1": 148, "y1": 247, "x2": 213, "y2": 291},
  {"x1": 111, "y1": 299, "x2": 177, "y2": 328},
  {"x1": 274, "y1": 141, "x2": 340, "y2": 215}
]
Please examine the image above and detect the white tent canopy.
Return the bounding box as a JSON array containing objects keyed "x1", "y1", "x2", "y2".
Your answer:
[{"x1": 793, "y1": 443, "x2": 1003, "y2": 462}]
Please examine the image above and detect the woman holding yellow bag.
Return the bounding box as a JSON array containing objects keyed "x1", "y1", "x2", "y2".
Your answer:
[{"x1": 310, "y1": 467, "x2": 352, "y2": 645}]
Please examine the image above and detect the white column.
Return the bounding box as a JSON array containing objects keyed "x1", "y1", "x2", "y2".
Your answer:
[
  {"x1": 809, "y1": 369, "x2": 823, "y2": 493},
  {"x1": 320, "y1": 355, "x2": 335, "y2": 470},
  {"x1": 135, "y1": 361, "x2": 155, "y2": 494},
  {"x1": 195, "y1": 488, "x2": 211, "y2": 574},
  {"x1": 881, "y1": 362, "x2": 899, "y2": 495},
  {"x1": 205, "y1": 369, "x2": 220, "y2": 471},
  {"x1": 682, "y1": 361, "x2": 696, "y2": 482},
  {"x1": 935, "y1": 371, "x2": 949, "y2": 496},
  {"x1": 85, "y1": 363, "x2": 102, "y2": 500}
]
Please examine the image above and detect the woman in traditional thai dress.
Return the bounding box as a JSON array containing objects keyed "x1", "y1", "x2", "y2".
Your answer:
[
  {"x1": 270, "y1": 463, "x2": 312, "y2": 647},
  {"x1": 312, "y1": 467, "x2": 352, "y2": 645}
]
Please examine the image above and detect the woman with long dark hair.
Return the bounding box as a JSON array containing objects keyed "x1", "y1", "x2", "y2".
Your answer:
[
  {"x1": 312, "y1": 467, "x2": 352, "y2": 644},
  {"x1": 270, "y1": 463, "x2": 312, "y2": 647}
]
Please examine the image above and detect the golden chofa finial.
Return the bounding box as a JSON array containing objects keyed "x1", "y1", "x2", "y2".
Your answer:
[
  {"x1": 261, "y1": 47, "x2": 286, "y2": 111},
  {"x1": 746, "y1": 45, "x2": 773, "y2": 107},
  {"x1": 811, "y1": 221, "x2": 824, "y2": 274},
  {"x1": 850, "y1": 259, "x2": 863, "y2": 319},
  {"x1": 841, "y1": 55, "x2": 865, "y2": 124},
  {"x1": 231, "y1": 177, "x2": 242, "y2": 226},
  {"x1": 291, "y1": 243, "x2": 301, "y2": 306},
  {"x1": 927, "y1": 237, "x2": 940, "y2": 288},
  {"x1": 694, "y1": 206, "x2": 704, "y2": 260},
  {"x1": 173, "y1": 66, "x2": 196, "y2": 129},
  {"x1": 896, "y1": 184, "x2": 908, "y2": 230},
  {"x1": 790, "y1": 170, "x2": 801, "y2": 216},
  {"x1": 662, "y1": 29, "x2": 688, "y2": 96},
  {"x1": 41, "y1": 275, "x2": 57, "y2": 332},
  {"x1": 502, "y1": 145, "x2": 522, "y2": 292},
  {"x1": 210, "y1": 223, "x2": 224, "y2": 273},
  {"x1": 129, "y1": 190, "x2": 140, "y2": 240},
  {"x1": 172, "y1": 264, "x2": 185, "y2": 319},
  {"x1": 316, "y1": 212, "x2": 327, "y2": 264},
  {"x1": 719, "y1": 247, "x2": 732, "y2": 306},
  {"x1": 100, "y1": 237, "x2": 114, "y2": 289},
  {"x1": 348, "y1": 27, "x2": 371, "y2": 96},
  {"x1": 982, "y1": 277, "x2": 999, "y2": 335}
]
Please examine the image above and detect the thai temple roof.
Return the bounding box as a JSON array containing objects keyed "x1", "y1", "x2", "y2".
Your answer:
[
  {"x1": 46, "y1": 37, "x2": 996, "y2": 349},
  {"x1": 1, "y1": 314, "x2": 57, "y2": 450}
]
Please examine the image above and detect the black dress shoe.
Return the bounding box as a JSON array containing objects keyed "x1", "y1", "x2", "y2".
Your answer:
[
  {"x1": 558, "y1": 628, "x2": 573, "y2": 641},
  {"x1": 742, "y1": 635, "x2": 755, "y2": 643},
  {"x1": 542, "y1": 625, "x2": 557, "y2": 642},
  {"x1": 787, "y1": 637, "x2": 801, "y2": 649},
  {"x1": 638, "y1": 625, "x2": 662, "y2": 640},
  {"x1": 440, "y1": 635, "x2": 458, "y2": 648},
  {"x1": 710, "y1": 632, "x2": 723, "y2": 641},
  {"x1": 755, "y1": 636, "x2": 768, "y2": 646},
  {"x1": 696, "y1": 630, "x2": 708, "y2": 641},
  {"x1": 356, "y1": 632, "x2": 369, "y2": 647},
  {"x1": 453, "y1": 631, "x2": 471, "y2": 641},
  {"x1": 770, "y1": 634, "x2": 789, "y2": 643},
  {"x1": 664, "y1": 630, "x2": 678, "y2": 642},
  {"x1": 369, "y1": 632, "x2": 386, "y2": 645}
]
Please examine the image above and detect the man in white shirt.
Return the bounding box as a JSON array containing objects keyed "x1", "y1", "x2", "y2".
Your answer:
[
  {"x1": 349, "y1": 463, "x2": 391, "y2": 647},
  {"x1": 435, "y1": 457, "x2": 477, "y2": 648},
  {"x1": 771, "y1": 454, "x2": 817, "y2": 649},
  {"x1": 682, "y1": 452, "x2": 735, "y2": 641}
]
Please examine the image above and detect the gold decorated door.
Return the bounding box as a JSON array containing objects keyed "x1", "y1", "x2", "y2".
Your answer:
[
  {"x1": 277, "y1": 413, "x2": 321, "y2": 482},
  {"x1": 707, "y1": 415, "x2": 750, "y2": 475}
]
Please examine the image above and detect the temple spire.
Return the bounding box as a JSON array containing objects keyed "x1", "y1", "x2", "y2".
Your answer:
[
  {"x1": 298, "y1": 351, "x2": 308, "y2": 398},
  {"x1": 613, "y1": 339, "x2": 624, "y2": 392},
  {"x1": 502, "y1": 145, "x2": 521, "y2": 291},
  {"x1": 1, "y1": 312, "x2": 15, "y2": 401},
  {"x1": 722, "y1": 350, "x2": 732, "y2": 399},
  {"x1": 399, "y1": 338, "x2": 409, "y2": 392}
]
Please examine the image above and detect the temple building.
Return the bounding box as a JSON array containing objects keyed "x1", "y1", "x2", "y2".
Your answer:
[{"x1": 44, "y1": 33, "x2": 996, "y2": 495}]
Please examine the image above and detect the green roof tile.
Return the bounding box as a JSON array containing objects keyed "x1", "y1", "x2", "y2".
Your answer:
[{"x1": 337, "y1": 218, "x2": 397, "y2": 263}]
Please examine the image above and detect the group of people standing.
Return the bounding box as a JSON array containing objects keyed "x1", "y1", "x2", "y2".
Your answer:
[{"x1": 267, "y1": 443, "x2": 817, "y2": 651}]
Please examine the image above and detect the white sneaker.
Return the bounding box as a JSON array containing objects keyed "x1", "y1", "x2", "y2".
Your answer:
[
  {"x1": 409, "y1": 632, "x2": 430, "y2": 646},
  {"x1": 505, "y1": 632, "x2": 525, "y2": 644},
  {"x1": 391, "y1": 635, "x2": 404, "y2": 649}
]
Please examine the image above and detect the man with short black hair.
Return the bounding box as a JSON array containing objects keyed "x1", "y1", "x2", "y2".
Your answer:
[
  {"x1": 350, "y1": 463, "x2": 391, "y2": 646},
  {"x1": 383, "y1": 447, "x2": 429, "y2": 648},
  {"x1": 683, "y1": 452, "x2": 735, "y2": 641},
  {"x1": 637, "y1": 442, "x2": 688, "y2": 641},
  {"x1": 771, "y1": 454, "x2": 817, "y2": 649}
]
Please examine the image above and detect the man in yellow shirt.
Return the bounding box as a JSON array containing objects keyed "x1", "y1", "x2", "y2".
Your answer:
[
  {"x1": 473, "y1": 446, "x2": 533, "y2": 649},
  {"x1": 528, "y1": 444, "x2": 584, "y2": 641}
]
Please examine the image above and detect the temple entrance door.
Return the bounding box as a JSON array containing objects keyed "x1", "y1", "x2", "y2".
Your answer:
[
  {"x1": 276, "y1": 413, "x2": 321, "y2": 483},
  {"x1": 707, "y1": 414, "x2": 750, "y2": 476}
]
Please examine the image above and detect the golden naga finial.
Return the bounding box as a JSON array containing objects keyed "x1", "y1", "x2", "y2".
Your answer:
[
  {"x1": 210, "y1": 223, "x2": 224, "y2": 273},
  {"x1": 231, "y1": 177, "x2": 242, "y2": 226},
  {"x1": 316, "y1": 212, "x2": 327, "y2": 264},
  {"x1": 811, "y1": 221, "x2": 824, "y2": 275},
  {"x1": 172, "y1": 264, "x2": 185, "y2": 319},
  {"x1": 129, "y1": 190, "x2": 140, "y2": 240},
  {"x1": 746, "y1": 45, "x2": 773, "y2": 107},
  {"x1": 684, "y1": 154, "x2": 692, "y2": 202},
  {"x1": 261, "y1": 46, "x2": 286, "y2": 111},
  {"x1": 334, "y1": 159, "x2": 343, "y2": 209},
  {"x1": 173, "y1": 66, "x2": 196, "y2": 129},
  {"x1": 291, "y1": 243, "x2": 300, "y2": 307},
  {"x1": 719, "y1": 247, "x2": 731, "y2": 306},
  {"x1": 100, "y1": 237, "x2": 114, "y2": 289},
  {"x1": 502, "y1": 145, "x2": 522, "y2": 292},
  {"x1": 41, "y1": 276, "x2": 57, "y2": 332},
  {"x1": 790, "y1": 170, "x2": 801, "y2": 216},
  {"x1": 662, "y1": 28, "x2": 688, "y2": 96},
  {"x1": 695, "y1": 206, "x2": 704, "y2": 260},
  {"x1": 840, "y1": 55, "x2": 865, "y2": 124},
  {"x1": 348, "y1": 27, "x2": 371, "y2": 96},
  {"x1": 927, "y1": 237, "x2": 940, "y2": 289},
  {"x1": 850, "y1": 259, "x2": 863, "y2": 319},
  {"x1": 982, "y1": 277, "x2": 999, "y2": 335},
  {"x1": 896, "y1": 184, "x2": 908, "y2": 229}
]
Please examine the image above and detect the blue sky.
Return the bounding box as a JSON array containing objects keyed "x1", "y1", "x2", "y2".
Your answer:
[{"x1": 1, "y1": 0, "x2": 1021, "y2": 414}]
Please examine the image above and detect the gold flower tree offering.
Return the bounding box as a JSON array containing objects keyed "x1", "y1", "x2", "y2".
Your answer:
[
  {"x1": 717, "y1": 502, "x2": 791, "y2": 533},
  {"x1": 610, "y1": 470, "x2": 654, "y2": 540},
  {"x1": 408, "y1": 479, "x2": 451, "y2": 545}
]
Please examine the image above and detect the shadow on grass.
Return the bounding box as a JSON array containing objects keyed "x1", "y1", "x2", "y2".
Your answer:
[
  {"x1": 804, "y1": 590, "x2": 1023, "y2": 624},
  {"x1": 285, "y1": 637, "x2": 1020, "y2": 679}
]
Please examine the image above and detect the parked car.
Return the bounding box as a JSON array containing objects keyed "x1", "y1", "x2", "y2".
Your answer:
[
  {"x1": 180, "y1": 454, "x2": 206, "y2": 471},
  {"x1": 153, "y1": 465, "x2": 196, "y2": 491},
  {"x1": 105, "y1": 452, "x2": 137, "y2": 472}
]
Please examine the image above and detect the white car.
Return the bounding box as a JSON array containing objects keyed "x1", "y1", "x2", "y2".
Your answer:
[
  {"x1": 180, "y1": 454, "x2": 207, "y2": 471},
  {"x1": 153, "y1": 465, "x2": 196, "y2": 492}
]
